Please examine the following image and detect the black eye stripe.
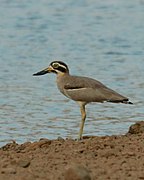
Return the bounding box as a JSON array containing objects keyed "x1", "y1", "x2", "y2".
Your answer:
[
  {"x1": 57, "y1": 66, "x2": 67, "y2": 72},
  {"x1": 50, "y1": 61, "x2": 69, "y2": 73}
]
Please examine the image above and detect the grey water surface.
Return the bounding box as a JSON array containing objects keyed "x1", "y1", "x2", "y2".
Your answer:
[{"x1": 0, "y1": 0, "x2": 144, "y2": 147}]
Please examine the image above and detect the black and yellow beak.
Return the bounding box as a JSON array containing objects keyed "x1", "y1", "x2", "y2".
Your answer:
[{"x1": 33, "y1": 66, "x2": 54, "y2": 76}]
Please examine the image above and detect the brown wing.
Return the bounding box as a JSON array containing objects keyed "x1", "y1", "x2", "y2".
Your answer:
[{"x1": 62, "y1": 76, "x2": 129, "y2": 103}]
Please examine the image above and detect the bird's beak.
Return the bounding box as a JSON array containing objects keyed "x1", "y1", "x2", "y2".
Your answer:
[{"x1": 33, "y1": 66, "x2": 53, "y2": 76}]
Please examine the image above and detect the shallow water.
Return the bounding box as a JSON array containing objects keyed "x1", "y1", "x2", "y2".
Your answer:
[{"x1": 0, "y1": 0, "x2": 144, "y2": 147}]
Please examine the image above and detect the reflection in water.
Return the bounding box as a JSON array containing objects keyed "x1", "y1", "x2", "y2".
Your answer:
[{"x1": 0, "y1": 0, "x2": 144, "y2": 146}]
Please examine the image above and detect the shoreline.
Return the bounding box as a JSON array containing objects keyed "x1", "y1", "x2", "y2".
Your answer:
[{"x1": 0, "y1": 121, "x2": 144, "y2": 180}]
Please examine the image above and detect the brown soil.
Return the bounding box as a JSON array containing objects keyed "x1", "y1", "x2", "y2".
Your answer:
[{"x1": 0, "y1": 121, "x2": 144, "y2": 180}]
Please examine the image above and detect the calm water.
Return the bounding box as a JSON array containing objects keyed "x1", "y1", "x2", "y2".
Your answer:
[{"x1": 0, "y1": 0, "x2": 144, "y2": 147}]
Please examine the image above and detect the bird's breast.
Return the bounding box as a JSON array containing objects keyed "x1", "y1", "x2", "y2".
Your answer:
[{"x1": 56, "y1": 75, "x2": 69, "y2": 97}]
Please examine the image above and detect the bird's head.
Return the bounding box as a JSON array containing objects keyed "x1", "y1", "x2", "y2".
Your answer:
[{"x1": 33, "y1": 61, "x2": 69, "y2": 76}]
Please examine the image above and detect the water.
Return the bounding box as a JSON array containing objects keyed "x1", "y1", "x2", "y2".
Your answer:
[{"x1": 0, "y1": 0, "x2": 144, "y2": 147}]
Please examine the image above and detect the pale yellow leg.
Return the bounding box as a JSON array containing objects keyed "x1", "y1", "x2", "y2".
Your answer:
[{"x1": 78, "y1": 104, "x2": 86, "y2": 140}]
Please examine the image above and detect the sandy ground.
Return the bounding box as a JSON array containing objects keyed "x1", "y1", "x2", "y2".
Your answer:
[{"x1": 0, "y1": 121, "x2": 144, "y2": 180}]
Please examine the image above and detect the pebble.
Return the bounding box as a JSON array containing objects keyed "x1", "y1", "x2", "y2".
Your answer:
[
  {"x1": 18, "y1": 160, "x2": 30, "y2": 168},
  {"x1": 64, "y1": 164, "x2": 91, "y2": 180},
  {"x1": 1, "y1": 167, "x2": 16, "y2": 174}
]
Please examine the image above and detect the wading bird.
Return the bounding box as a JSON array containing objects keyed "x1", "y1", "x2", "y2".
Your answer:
[{"x1": 33, "y1": 61, "x2": 133, "y2": 140}]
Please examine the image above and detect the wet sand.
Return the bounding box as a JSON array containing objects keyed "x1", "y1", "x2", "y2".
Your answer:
[{"x1": 0, "y1": 121, "x2": 144, "y2": 180}]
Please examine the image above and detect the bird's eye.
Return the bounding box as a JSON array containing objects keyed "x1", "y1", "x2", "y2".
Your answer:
[{"x1": 52, "y1": 63, "x2": 59, "y2": 69}]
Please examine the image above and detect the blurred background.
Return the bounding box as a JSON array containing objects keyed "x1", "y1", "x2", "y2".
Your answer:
[{"x1": 0, "y1": 0, "x2": 144, "y2": 146}]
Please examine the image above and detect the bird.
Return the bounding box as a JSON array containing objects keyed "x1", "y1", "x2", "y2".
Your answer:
[{"x1": 33, "y1": 61, "x2": 133, "y2": 140}]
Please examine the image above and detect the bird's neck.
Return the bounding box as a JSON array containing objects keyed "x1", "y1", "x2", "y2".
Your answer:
[{"x1": 57, "y1": 72, "x2": 70, "y2": 77}]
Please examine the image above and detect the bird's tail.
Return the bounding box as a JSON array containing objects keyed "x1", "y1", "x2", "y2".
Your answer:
[
  {"x1": 122, "y1": 100, "x2": 133, "y2": 104},
  {"x1": 108, "y1": 99, "x2": 133, "y2": 104}
]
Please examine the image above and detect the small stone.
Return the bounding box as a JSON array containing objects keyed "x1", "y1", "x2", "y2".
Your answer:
[
  {"x1": 18, "y1": 160, "x2": 30, "y2": 168},
  {"x1": 57, "y1": 136, "x2": 65, "y2": 142},
  {"x1": 64, "y1": 164, "x2": 91, "y2": 180},
  {"x1": 57, "y1": 136, "x2": 64, "y2": 140},
  {"x1": 38, "y1": 139, "x2": 52, "y2": 146},
  {"x1": 39, "y1": 138, "x2": 50, "y2": 141},
  {"x1": 1, "y1": 167, "x2": 16, "y2": 174}
]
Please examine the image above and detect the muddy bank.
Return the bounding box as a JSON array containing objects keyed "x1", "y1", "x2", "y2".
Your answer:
[{"x1": 0, "y1": 121, "x2": 144, "y2": 180}]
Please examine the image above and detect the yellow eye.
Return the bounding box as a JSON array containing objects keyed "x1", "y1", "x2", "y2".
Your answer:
[{"x1": 52, "y1": 63, "x2": 59, "y2": 69}]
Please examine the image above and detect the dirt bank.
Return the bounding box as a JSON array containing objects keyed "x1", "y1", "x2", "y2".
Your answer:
[{"x1": 0, "y1": 121, "x2": 144, "y2": 180}]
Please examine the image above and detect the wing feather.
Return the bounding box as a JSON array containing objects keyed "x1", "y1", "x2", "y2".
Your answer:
[{"x1": 57, "y1": 75, "x2": 128, "y2": 103}]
